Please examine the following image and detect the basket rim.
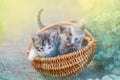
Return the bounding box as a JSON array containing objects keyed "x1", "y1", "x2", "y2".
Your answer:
[
  {"x1": 38, "y1": 21, "x2": 94, "y2": 39},
  {"x1": 26, "y1": 21, "x2": 96, "y2": 60}
]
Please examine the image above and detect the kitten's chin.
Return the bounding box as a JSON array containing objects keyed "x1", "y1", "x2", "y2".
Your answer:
[
  {"x1": 37, "y1": 52, "x2": 50, "y2": 57},
  {"x1": 37, "y1": 49, "x2": 56, "y2": 57}
]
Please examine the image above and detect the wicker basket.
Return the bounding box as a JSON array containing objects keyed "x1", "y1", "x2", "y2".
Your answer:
[{"x1": 26, "y1": 21, "x2": 97, "y2": 77}]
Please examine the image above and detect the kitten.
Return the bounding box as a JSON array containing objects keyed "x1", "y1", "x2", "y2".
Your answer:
[
  {"x1": 28, "y1": 30, "x2": 60, "y2": 61},
  {"x1": 28, "y1": 9, "x2": 62, "y2": 61},
  {"x1": 58, "y1": 22, "x2": 85, "y2": 55}
]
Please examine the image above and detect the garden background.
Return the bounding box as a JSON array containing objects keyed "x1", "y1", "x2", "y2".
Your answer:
[{"x1": 0, "y1": 0, "x2": 120, "y2": 80}]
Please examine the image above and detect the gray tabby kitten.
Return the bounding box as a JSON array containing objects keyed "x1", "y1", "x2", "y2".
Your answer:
[
  {"x1": 28, "y1": 9, "x2": 60, "y2": 61},
  {"x1": 58, "y1": 21, "x2": 85, "y2": 55},
  {"x1": 33, "y1": 30, "x2": 59, "y2": 57},
  {"x1": 28, "y1": 30, "x2": 60, "y2": 61}
]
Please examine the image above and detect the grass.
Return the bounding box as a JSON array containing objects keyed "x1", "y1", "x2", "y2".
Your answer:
[
  {"x1": 0, "y1": 73, "x2": 14, "y2": 80},
  {"x1": 0, "y1": 58, "x2": 14, "y2": 80}
]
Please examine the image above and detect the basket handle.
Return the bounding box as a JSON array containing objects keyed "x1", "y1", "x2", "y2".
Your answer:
[
  {"x1": 26, "y1": 39, "x2": 32, "y2": 56},
  {"x1": 84, "y1": 29, "x2": 95, "y2": 40},
  {"x1": 39, "y1": 21, "x2": 95, "y2": 40},
  {"x1": 39, "y1": 21, "x2": 76, "y2": 32}
]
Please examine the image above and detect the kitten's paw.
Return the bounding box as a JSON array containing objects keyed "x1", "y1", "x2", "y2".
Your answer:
[
  {"x1": 28, "y1": 55, "x2": 35, "y2": 61},
  {"x1": 28, "y1": 49, "x2": 37, "y2": 61}
]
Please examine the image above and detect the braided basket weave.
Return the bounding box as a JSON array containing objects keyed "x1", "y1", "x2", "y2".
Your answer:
[{"x1": 26, "y1": 22, "x2": 97, "y2": 77}]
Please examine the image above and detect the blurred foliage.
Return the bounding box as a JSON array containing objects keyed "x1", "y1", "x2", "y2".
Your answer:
[
  {"x1": 85, "y1": 0, "x2": 120, "y2": 72},
  {"x1": 0, "y1": 73, "x2": 14, "y2": 80}
]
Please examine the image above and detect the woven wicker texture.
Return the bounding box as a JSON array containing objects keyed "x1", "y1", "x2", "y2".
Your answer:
[{"x1": 26, "y1": 22, "x2": 97, "y2": 77}]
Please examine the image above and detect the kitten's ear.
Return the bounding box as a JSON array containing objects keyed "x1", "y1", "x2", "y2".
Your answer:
[
  {"x1": 80, "y1": 23, "x2": 85, "y2": 31},
  {"x1": 59, "y1": 25, "x2": 72, "y2": 34},
  {"x1": 50, "y1": 32, "x2": 59, "y2": 40},
  {"x1": 59, "y1": 25, "x2": 66, "y2": 33},
  {"x1": 77, "y1": 19, "x2": 86, "y2": 31},
  {"x1": 31, "y1": 34, "x2": 39, "y2": 43}
]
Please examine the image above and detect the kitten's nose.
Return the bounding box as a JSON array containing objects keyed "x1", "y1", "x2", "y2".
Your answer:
[{"x1": 67, "y1": 43, "x2": 74, "y2": 47}]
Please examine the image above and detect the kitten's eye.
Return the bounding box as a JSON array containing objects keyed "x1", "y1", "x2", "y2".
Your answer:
[
  {"x1": 75, "y1": 38, "x2": 81, "y2": 43},
  {"x1": 75, "y1": 38, "x2": 78, "y2": 41},
  {"x1": 66, "y1": 37, "x2": 71, "y2": 41},
  {"x1": 40, "y1": 47, "x2": 43, "y2": 50},
  {"x1": 37, "y1": 47, "x2": 43, "y2": 51},
  {"x1": 36, "y1": 47, "x2": 42, "y2": 51},
  {"x1": 48, "y1": 47, "x2": 51, "y2": 49}
]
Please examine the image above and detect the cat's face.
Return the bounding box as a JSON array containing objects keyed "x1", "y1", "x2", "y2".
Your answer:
[
  {"x1": 59, "y1": 24, "x2": 85, "y2": 50},
  {"x1": 70, "y1": 27, "x2": 85, "y2": 49},
  {"x1": 31, "y1": 32, "x2": 58, "y2": 57}
]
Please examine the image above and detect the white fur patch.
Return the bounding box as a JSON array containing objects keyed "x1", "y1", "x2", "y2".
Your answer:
[{"x1": 28, "y1": 49, "x2": 38, "y2": 61}]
